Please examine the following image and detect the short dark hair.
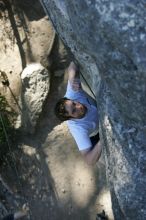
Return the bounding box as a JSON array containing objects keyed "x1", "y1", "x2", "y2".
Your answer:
[{"x1": 54, "y1": 97, "x2": 72, "y2": 121}]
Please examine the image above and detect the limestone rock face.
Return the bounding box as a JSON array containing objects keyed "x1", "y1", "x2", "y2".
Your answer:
[
  {"x1": 40, "y1": 1, "x2": 146, "y2": 219},
  {"x1": 21, "y1": 63, "x2": 50, "y2": 133}
]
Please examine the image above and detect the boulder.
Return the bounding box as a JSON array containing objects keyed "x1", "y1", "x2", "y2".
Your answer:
[
  {"x1": 40, "y1": 0, "x2": 146, "y2": 219},
  {"x1": 21, "y1": 63, "x2": 50, "y2": 133}
]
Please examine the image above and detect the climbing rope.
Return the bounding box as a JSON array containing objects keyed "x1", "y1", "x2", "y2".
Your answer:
[{"x1": 79, "y1": 69, "x2": 96, "y2": 99}]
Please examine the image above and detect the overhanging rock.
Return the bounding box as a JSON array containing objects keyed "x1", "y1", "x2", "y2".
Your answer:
[{"x1": 40, "y1": 1, "x2": 146, "y2": 219}]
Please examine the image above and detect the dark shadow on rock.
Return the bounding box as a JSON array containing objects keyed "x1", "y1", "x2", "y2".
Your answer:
[
  {"x1": 5, "y1": 0, "x2": 26, "y2": 69},
  {"x1": 0, "y1": 145, "x2": 61, "y2": 220},
  {"x1": 13, "y1": 1, "x2": 35, "y2": 63},
  {"x1": 0, "y1": 138, "x2": 104, "y2": 220},
  {"x1": 49, "y1": 35, "x2": 74, "y2": 72},
  {"x1": 15, "y1": 0, "x2": 45, "y2": 21}
]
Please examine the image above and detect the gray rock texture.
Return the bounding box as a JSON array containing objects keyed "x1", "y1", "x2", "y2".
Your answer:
[
  {"x1": 21, "y1": 63, "x2": 50, "y2": 133},
  {"x1": 40, "y1": 0, "x2": 146, "y2": 219}
]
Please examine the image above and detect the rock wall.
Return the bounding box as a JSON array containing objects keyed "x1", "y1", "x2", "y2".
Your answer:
[{"x1": 40, "y1": 1, "x2": 146, "y2": 219}]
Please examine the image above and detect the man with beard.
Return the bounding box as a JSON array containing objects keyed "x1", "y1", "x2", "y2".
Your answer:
[{"x1": 54, "y1": 62, "x2": 102, "y2": 165}]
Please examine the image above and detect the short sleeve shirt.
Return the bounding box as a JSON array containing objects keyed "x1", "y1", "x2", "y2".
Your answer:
[{"x1": 65, "y1": 80, "x2": 99, "y2": 151}]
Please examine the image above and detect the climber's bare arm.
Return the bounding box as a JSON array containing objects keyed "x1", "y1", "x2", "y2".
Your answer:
[
  {"x1": 67, "y1": 62, "x2": 81, "y2": 91},
  {"x1": 81, "y1": 141, "x2": 102, "y2": 165}
]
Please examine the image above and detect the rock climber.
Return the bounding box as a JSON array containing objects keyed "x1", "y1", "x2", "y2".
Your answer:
[{"x1": 54, "y1": 62, "x2": 102, "y2": 165}]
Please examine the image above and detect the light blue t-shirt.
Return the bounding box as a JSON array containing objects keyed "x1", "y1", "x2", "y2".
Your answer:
[{"x1": 65, "y1": 80, "x2": 99, "y2": 151}]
